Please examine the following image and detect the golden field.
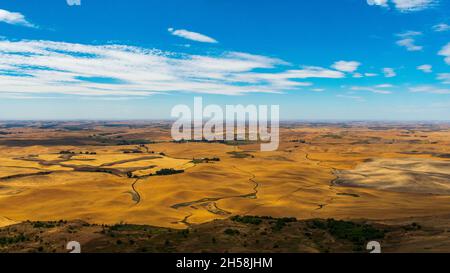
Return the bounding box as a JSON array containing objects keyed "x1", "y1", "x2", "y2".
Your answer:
[{"x1": 1, "y1": 121, "x2": 450, "y2": 232}]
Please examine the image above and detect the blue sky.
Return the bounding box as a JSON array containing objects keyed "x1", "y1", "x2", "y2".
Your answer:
[{"x1": 0, "y1": 0, "x2": 449, "y2": 120}]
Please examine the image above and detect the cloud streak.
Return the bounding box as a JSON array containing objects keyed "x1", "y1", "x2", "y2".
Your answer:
[
  {"x1": 433, "y1": 23, "x2": 450, "y2": 32},
  {"x1": 417, "y1": 64, "x2": 432, "y2": 73},
  {"x1": 437, "y1": 73, "x2": 450, "y2": 84},
  {"x1": 397, "y1": 38, "x2": 422, "y2": 51},
  {"x1": 367, "y1": 0, "x2": 437, "y2": 12},
  {"x1": 396, "y1": 31, "x2": 422, "y2": 51},
  {"x1": 0, "y1": 39, "x2": 346, "y2": 98},
  {"x1": 383, "y1": 68, "x2": 397, "y2": 77},
  {"x1": 439, "y1": 42, "x2": 450, "y2": 65},
  {"x1": 0, "y1": 9, "x2": 36, "y2": 28},
  {"x1": 392, "y1": 0, "x2": 437, "y2": 11},
  {"x1": 168, "y1": 28, "x2": 218, "y2": 43},
  {"x1": 409, "y1": 85, "x2": 450, "y2": 94},
  {"x1": 350, "y1": 85, "x2": 392, "y2": 94}
]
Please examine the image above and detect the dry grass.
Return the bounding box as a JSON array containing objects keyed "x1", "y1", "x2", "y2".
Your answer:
[{"x1": 0, "y1": 122, "x2": 450, "y2": 230}]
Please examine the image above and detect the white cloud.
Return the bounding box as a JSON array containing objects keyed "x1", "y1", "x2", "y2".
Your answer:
[
  {"x1": 409, "y1": 85, "x2": 450, "y2": 94},
  {"x1": 417, "y1": 64, "x2": 432, "y2": 73},
  {"x1": 396, "y1": 31, "x2": 422, "y2": 38},
  {"x1": 392, "y1": 0, "x2": 437, "y2": 12},
  {"x1": 367, "y1": 0, "x2": 437, "y2": 12},
  {"x1": 311, "y1": 88, "x2": 325, "y2": 92},
  {"x1": 433, "y1": 23, "x2": 450, "y2": 32},
  {"x1": 439, "y1": 42, "x2": 450, "y2": 64},
  {"x1": 67, "y1": 0, "x2": 81, "y2": 6},
  {"x1": 168, "y1": 28, "x2": 218, "y2": 43},
  {"x1": 375, "y1": 84, "x2": 393, "y2": 88},
  {"x1": 396, "y1": 31, "x2": 422, "y2": 51},
  {"x1": 0, "y1": 9, "x2": 35, "y2": 28},
  {"x1": 351, "y1": 85, "x2": 392, "y2": 94},
  {"x1": 230, "y1": 66, "x2": 344, "y2": 89},
  {"x1": 364, "y1": 73, "x2": 378, "y2": 77},
  {"x1": 285, "y1": 67, "x2": 345, "y2": 78},
  {"x1": 396, "y1": 38, "x2": 423, "y2": 51},
  {"x1": 332, "y1": 60, "x2": 361, "y2": 73},
  {"x1": 437, "y1": 73, "x2": 450, "y2": 84},
  {"x1": 383, "y1": 68, "x2": 396, "y2": 77},
  {"x1": 367, "y1": 0, "x2": 389, "y2": 7},
  {"x1": 0, "y1": 39, "x2": 346, "y2": 97}
]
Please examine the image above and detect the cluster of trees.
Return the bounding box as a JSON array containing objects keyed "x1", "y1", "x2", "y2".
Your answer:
[
  {"x1": 309, "y1": 219, "x2": 385, "y2": 249},
  {"x1": 0, "y1": 234, "x2": 28, "y2": 245},
  {"x1": 126, "y1": 168, "x2": 184, "y2": 178},
  {"x1": 204, "y1": 157, "x2": 220, "y2": 162},
  {"x1": 59, "y1": 151, "x2": 97, "y2": 155},
  {"x1": 290, "y1": 139, "x2": 306, "y2": 143},
  {"x1": 154, "y1": 168, "x2": 184, "y2": 176},
  {"x1": 59, "y1": 150, "x2": 76, "y2": 154},
  {"x1": 230, "y1": 215, "x2": 297, "y2": 231},
  {"x1": 230, "y1": 215, "x2": 264, "y2": 225},
  {"x1": 191, "y1": 157, "x2": 220, "y2": 163},
  {"x1": 81, "y1": 151, "x2": 97, "y2": 155}
]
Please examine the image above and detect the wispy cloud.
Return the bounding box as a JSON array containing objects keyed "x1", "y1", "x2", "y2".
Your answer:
[
  {"x1": 383, "y1": 68, "x2": 397, "y2": 77},
  {"x1": 350, "y1": 85, "x2": 392, "y2": 94},
  {"x1": 437, "y1": 73, "x2": 450, "y2": 84},
  {"x1": 392, "y1": 0, "x2": 437, "y2": 12},
  {"x1": 397, "y1": 38, "x2": 423, "y2": 51},
  {"x1": 367, "y1": 0, "x2": 437, "y2": 12},
  {"x1": 364, "y1": 73, "x2": 378, "y2": 77},
  {"x1": 0, "y1": 39, "x2": 346, "y2": 98},
  {"x1": 281, "y1": 66, "x2": 344, "y2": 79},
  {"x1": 0, "y1": 9, "x2": 36, "y2": 28},
  {"x1": 331, "y1": 61, "x2": 361, "y2": 73},
  {"x1": 433, "y1": 23, "x2": 450, "y2": 32},
  {"x1": 396, "y1": 31, "x2": 423, "y2": 51},
  {"x1": 168, "y1": 28, "x2": 218, "y2": 43},
  {"x1": 417, "y1": 64, "x2": 432, "y2": 73},
  {"x1": 439, "y1": 42, "x2": 450, "y2": 64},
  {"x1": 367, "y1": 0, "x2": 389, "y2": 7},
  {"x1": 409, "y1": 85, "x2": 450, "y2": 94},
  {"x1": 375, "y1": 84, "x2": 393, "y2": 88},
  {"x1": 396, "y1": 31, "x2": 422, "y2": 38}
]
